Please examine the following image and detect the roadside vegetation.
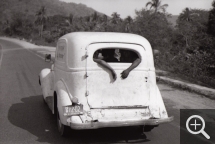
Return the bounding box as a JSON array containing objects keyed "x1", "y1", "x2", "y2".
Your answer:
[{"x1": 0, "y1": 0, "x2": 215, "y2": 88}]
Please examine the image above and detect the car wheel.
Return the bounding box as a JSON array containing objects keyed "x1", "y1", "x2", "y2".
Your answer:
[
  {"x1": 39, "y1": 78, "x2": 41, "y2": 85},
  {"x1": 57, "y1": 110, "x2": 70, "y2": 136}
]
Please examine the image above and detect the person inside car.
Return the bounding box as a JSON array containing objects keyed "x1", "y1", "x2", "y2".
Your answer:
[
  {"x1": 93, "y1": 49, "x2": 141, "y2": 80},
  {"x1": 120, "y1": 49, "x2": 141, "y2": 79},
  {"x1": 93, "y1": 49, "x2": 118, "y2": 80}
]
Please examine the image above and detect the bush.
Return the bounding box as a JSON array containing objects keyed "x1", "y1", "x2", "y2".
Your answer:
[{"x1": 44, "y1": 35, "x2": 54, "y2": 43}]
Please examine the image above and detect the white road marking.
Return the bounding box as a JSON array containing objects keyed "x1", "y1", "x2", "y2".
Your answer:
[{"x1": 0, "y1": 44, "x2": 4, "y2": 70}]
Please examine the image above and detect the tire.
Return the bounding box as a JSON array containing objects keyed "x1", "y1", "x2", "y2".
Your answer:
[
  {"x1": 39, "y1": 78, "x2": 41, "y2": 85},
  {"x1": 57, "y1": 110, "x2": 70, "y2": 137},
  {"x1": 39, "y1": 78, "x2": 46, "y2": 105}
]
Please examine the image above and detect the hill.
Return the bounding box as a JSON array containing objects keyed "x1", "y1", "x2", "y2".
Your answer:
[{"x1": 0, "y1": 0, "x2": 101, "y2": 21}]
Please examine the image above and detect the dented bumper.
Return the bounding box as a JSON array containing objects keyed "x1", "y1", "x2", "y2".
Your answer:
[{"x1": 69, "y1": 116, "x2": 174, "y2": 130}]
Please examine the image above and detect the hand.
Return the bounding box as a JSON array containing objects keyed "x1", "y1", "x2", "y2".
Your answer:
[
  {"x1": 121, "y1": 69, "x2": 130, "y2": 79},
  {"x1": 111, "y1": 70, "x2": 117, "y2": 81}
]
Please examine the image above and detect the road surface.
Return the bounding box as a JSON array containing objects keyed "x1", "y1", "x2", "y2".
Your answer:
[{"x1": 0, "y1": 39, "x2": 215, "y2": 144}]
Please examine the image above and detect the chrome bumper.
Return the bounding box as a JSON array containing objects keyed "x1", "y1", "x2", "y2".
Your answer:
[{"x1": 69, "y1": 116, "x2": 174, "y2": 130}]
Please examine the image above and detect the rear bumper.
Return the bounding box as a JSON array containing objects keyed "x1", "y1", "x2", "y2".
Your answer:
[{"x1": 69, "y1": 116, "x2": 174, "y2": 130}]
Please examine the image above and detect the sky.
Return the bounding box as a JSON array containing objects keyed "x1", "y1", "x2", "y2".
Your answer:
[{"x1": 60, "y1": 0, "x2": 214, "y2": 18}]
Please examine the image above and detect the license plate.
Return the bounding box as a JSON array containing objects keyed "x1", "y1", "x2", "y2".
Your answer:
[{"x1": 64, "y1": 105, "x2": 83, "y2": 116}]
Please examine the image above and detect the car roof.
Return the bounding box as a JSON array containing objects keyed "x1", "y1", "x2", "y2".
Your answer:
[
  {"x1": 59, "y1": 32, "x2": 151, "y2": 50},
  {"x1": 57, "y1": 32, "x2": 154, "y2": 69}
]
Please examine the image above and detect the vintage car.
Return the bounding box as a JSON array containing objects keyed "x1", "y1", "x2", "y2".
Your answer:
[{"x1": 39, "y1": 32, "x2": 173, "y2": 136}]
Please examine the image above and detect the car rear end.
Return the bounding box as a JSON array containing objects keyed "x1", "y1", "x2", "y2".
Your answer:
[{"x1": 63, "y1": 42, "x2": 173, "y2": 130}]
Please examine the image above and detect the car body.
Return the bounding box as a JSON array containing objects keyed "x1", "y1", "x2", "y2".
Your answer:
[{"x1": 39, "y1": 32, "x2": 173, "y2": 135}]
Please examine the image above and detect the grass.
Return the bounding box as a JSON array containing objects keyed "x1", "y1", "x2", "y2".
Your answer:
[{"x1": 32, "y1": 37, "x2": 56, "y2": 47}]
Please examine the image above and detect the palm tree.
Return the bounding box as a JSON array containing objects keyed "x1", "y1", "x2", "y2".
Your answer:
[
  {"x1": 111, "y1": 12, "x2": 121, "y2": 24},
  {"x1": 98, "y1": 14, "x2": 108, "y2": 32},
  {"x1": 68, "y1": 13, "x2": 74, "y2": 25},
  {"x1": 125, "y1": 16, "x2": 133, "y2": 24},
  {"x1": 184, "y1": 8, "x2": 191, "y2": 21},
  {"x1": 179, "y1": 8, "x2": 191, "y2": 22},
  {"x1": 35, "y1": 6, "x2": 47, "y2": 37},
  {"x1": 179, "y1": 8, "x2": 201, "y2": 23},
  {"x1": 102, "y1": 14, "x2": 108, "y2": 23},
  {"x1": 65, "y1": 13, "x2": 74, "y2": 28},
  {"x1": 92, "y1": 12, "x2": 99, "y2": 22},
  {"x1": 125, "y1": 16, "x2": 133, "y2": 32},
  {"x1": 180, "y1": 8, "x2": 200, "y2": 22},
  {"x1": 146, "y1": 0, "x2": 168, "y2": 14}
]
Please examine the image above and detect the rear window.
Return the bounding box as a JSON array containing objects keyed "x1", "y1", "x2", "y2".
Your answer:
[
  {"x1": 93, "y1": 48, "x2": 140, "y2": 63},
  {"x1": 56, "y1": 41, "x2": 66, "y2": 63}
]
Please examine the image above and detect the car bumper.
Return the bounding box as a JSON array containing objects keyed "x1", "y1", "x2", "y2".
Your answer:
[{"x1": 69, "y1": 116, "x2": 174, "y2": 130}]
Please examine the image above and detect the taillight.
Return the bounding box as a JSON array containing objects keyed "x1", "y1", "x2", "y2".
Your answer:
[{"x1": 71, "y1": 96, "x2": 79, "y2": 104}]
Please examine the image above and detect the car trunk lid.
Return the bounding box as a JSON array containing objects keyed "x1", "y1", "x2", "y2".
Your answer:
[{"x1": 86, "y1": 43, "x2": 150, "y2": 108}]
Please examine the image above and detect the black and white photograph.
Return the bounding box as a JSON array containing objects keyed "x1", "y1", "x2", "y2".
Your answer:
[{"x1": 0, "y1": 0, "x2": 215, "y2": 143}]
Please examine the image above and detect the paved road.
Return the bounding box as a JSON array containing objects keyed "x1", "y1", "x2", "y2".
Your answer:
[{"x1": 0, "y1": 39, "x2": 215, "y2": 144}]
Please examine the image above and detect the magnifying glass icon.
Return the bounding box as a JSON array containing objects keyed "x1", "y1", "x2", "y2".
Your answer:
[{"x1": 186, "y1": 115, "x2": 210, "y2": 139}]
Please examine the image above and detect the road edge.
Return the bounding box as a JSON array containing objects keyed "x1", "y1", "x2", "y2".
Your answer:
[
  {"x1": 0, "y1": 44, "x2": 3, "y2": 70},
  {"x1": 157, "y1": 76, "x2": 215, "y2": 100}
]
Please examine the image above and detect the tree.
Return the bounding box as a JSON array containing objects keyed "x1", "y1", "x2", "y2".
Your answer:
[
  {"x1": 125, "y1": 16, "x2": 133, "y2": 24},
  {"x1": 94, "y1": 14, "x2": 108, "y2": 32},
  {"x1": 2, "y1": 19, "x2": 11, "y2": 35},
  {"x1": 146, "y1": 0, "x2": 168, "y2": 14},
  {"x1": 10, "y1": 12, "x2": 24, "y2": 36},
  {"x1": 35, "y1": 6, "x2": 47, "y2": 37},
  {"x1": 176, "y1": 9, "x2": 210, "y2": 51},
  {"x1": 92, "y1": 12, "x2": 99, "y2": 22},
  {"x1": 169, "y1": 8, "x2": 215, "y2": 80},
  {"x1": 68, "y1": 13, "x2": 74, "y2": 26},
  {"x1": 181, "y1": 8, "x2": 191, "y2": 22},
  {"x1": 102, "y1": 14, "x2": 108, "y2": 23},
  {"x1": 1, "y1": 11, "x2": 35, "y2": 38},
  {"x1": 124, "y1": 16, "x2": 133, "y2": 32},
  {"x1": 133, "y1": 8, "x2": 172, "y2": 51},
  {"x1": 111, "y1": 12, "x2": 121, "y2": 24},
  {"x1": 208, "y1": 0, "x2": 215, "y2": 36},
  {"x1": 178, "y1": 8, "x2": 200, "y2": 23}
]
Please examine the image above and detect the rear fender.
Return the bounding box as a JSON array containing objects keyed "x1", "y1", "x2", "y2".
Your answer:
[
  {"x1": 149, "y1": 85, "x2": 168, "y2": 119},
  {"x1": 40, "y1": 68, "x2": 53, "y2": 99},
  {"x1": 55, "y1": 80, "x2": 73, "y2": 125},
  {"x1": 148, "y1": 71, "x2": 168, "y2": 119},
  {"x1": 156, "y1": 85, "x2": 168, "y2": 118}
]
